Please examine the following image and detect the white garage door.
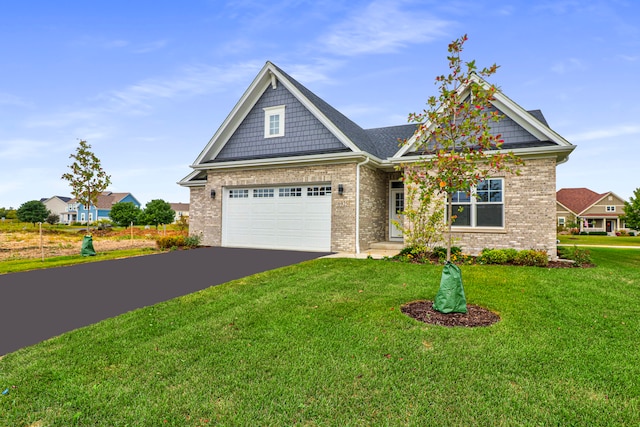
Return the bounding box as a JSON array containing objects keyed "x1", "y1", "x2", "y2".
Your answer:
[{"x1": 222, "y1": 184, "x2": 332, "y2": 251}]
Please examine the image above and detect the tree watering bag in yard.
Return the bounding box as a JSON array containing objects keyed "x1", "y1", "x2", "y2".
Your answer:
[
  {"x1": 81, "y1": 235, "x2": 96, "y2": 256},
  {"x1": 433, "y1": 261, "x2": 467, "y2": 313}
]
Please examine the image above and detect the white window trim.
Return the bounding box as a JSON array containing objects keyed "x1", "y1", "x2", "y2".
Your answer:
[
  {"x1": 449, "y1": 178, "x2": 505, "y2": 229},
  {"x1": 606, "y1": 206, "x2": 616, "y2": 212},
  {"x1": 558, "y1": 217, "x2": 566, "y2": 226},
  {"x1": 263, "y1": 105, "x2": 285, "y2": 138}
]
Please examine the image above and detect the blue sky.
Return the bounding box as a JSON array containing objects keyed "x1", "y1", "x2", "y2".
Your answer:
[{"x1": 1, "y1": 0, "x2": 639, "y2": 209}]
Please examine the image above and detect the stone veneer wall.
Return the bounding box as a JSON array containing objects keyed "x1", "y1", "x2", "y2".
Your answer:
[
  {"x1": 357, "y1": 168, "x2": 402, "y2": 250},
  {"x1": 449, "y1": 157, "x2": 558, "y2": 258},
  {"x1": 188, "y1": 186, "x2": 206, "y2": 240},
  {"x1": 189, "y1": 163, "x2": 360, "y2": 252}
]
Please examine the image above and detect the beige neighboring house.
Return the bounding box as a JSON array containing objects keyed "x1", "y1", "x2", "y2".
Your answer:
[
  {"x1": 170, "y1": 203, "x2": 190, "y2": 223},
  {"x1": 556, "y1": 188, "x2": 629, "y2": 234},
  {"x1": 179, "y1": 61, "x2": 575, "y2": 257},
  {"x1": 40, "y1": 196, "x2": 71, "y2": 223}
]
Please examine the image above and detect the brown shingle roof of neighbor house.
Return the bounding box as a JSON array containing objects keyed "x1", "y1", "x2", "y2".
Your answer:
[
  {"x1": 556, "y1": 188, "x2": 607, "y2": 214},
  {"x1": 170, "y1": 203, "x2": 189, "y2": 212},
  {"x1": 69, "y1": 192, "x2": 133, "y2": 209}
]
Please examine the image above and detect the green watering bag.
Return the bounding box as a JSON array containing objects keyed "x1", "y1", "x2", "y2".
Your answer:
[
  {"x1": 81, "y1": 235, "x2": 96, "y2": 257},
  {"x1": 433, "y1": 262, "x2": 467, "y2": 314}
]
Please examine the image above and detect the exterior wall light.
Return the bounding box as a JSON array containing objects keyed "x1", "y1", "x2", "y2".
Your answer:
[
  {"x1": 338, "y1": 184, "x2": 344, "y2": 195},
  {"x1": 210, "y1": 189, "x2": 216, "y2": 199}
]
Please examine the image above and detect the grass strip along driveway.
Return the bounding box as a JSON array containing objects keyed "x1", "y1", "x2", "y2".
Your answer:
[{"x1": 1, "y1": 248, "x2": 639, "y2": 425}]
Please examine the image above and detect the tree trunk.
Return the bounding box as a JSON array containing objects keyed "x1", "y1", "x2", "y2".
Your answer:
[{"x1": 446, "y1": 192, "x2": 453, "y2": 262}]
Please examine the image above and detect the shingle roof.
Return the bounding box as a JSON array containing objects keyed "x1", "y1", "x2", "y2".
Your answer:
[
  {"x1": 69, "y1": 192, "x2": 134, "y2": 209},
  {"x1": 272, "y1": 63, "x2": 413, "y2": 159},
  {"x1": 170, "y1": 203, "x2": 189, "y2": 211},
  {"x1": 557, "y1": 188, "x2": 605, "y2": 214}
]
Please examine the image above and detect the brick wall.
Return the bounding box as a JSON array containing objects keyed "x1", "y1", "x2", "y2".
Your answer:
[
  {"x1": 358, "y1": 168, "x2": 402, "y2": 249},
  {"x1": 447, "y1": 157, "x2": 558, "y2": 258},
  {"x1": 190, "y1": 163, "x2": 361, "y2": 252}
]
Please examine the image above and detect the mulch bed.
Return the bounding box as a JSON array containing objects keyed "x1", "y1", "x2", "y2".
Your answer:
[{"x1": 401, "y1": 300, "x2": 501, "y2": 327}]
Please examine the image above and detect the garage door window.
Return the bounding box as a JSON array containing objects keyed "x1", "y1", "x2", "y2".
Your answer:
[
  {"x1": 307, "y1": 186, "x2": 332, "y2": 196},
  {"x1": 229, "y1": 189, "x2": 249, "y2": 198},
  {"x1": 279, "y1": 187, "x2": 302, "y2": 197},
  {"x1": 253, "y1": 188, "x2": 274, "y2": 198}
]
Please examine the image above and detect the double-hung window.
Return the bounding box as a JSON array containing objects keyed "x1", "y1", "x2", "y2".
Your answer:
[
  {"x1": 263, "y1": 105, "x2": 285, "y2": 138},
  {"x1": 450, "y1": 178, "x2": 504, "y2": 228}
]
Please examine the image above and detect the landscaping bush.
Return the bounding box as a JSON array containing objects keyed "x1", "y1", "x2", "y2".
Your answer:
[
  {"x1": 558, "y1": 245, "x2": 593, "y2": 267},
  {"x1": 155, "y1": 236, "x2": 186, "y2": 250},
  {"x1": 477, "y1": 248, "x2": 518, "y2": 265},
  {"x1": 513, "y1": 249, "x2": 549, "y2": 267},
  {"x1": 183, "y1": 234, "x2": 201, "y2": 248},
  {"x1": 579, "y1": 231, "x2": 608, "y2": 236},
  {"x1": 432, "y1": 246, "x2": 462, "y2": 262},
  {"x1": 156, "y1": 234, "x2": 201, "y2": 250}
]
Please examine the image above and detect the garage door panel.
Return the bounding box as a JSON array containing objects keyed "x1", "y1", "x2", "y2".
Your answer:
[{"x1": 222, "y1": 185, "x2": 331, "y2": 251}]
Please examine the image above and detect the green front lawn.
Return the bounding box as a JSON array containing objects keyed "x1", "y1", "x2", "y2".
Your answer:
[
  {"x1": 1, "y1": 248, "x2": 639, "y2": 425},
  {"x1": 0, "y1": 248, "x2": 159, "y2": 275},
  {"x1": 558, "y1": 233, "x2": 640, "y2": 246}
]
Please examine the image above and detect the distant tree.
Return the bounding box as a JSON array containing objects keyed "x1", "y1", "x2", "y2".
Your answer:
[
  {"x1": 16, "y1": 200, "x2": 50, "y2": 226},
  {"x1": 109, "y1": 202, "x2": 142, "y2": 227},
  {"x1": 140, "y1": 199, "x2": 175, "y2": 230},
  {"x1": 45, "y1": 213, "x2": 60, "y2": 225},
  {"x1": 622, "y1": 188, "x2": 640, "y2": 231},
  {"x1": 61, "y1": 139, "x2": 111, "y2": 234},
  {"x1": 0, "y1": 207, "x2": 8, "y2": 219}
]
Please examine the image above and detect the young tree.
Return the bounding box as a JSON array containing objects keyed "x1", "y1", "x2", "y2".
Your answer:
[
  {"x1": 109, "y1": 202, "x2": 142, "y2": 227},
  {"x1": 16, "y1": 200, "x2": 50, "y2": 226},
  {"x1": 61, "y1": 140, "x2": 111, "y2": 235},
  {"x1": 402, "y1": 35, "x2": 523, "y2": 313},
  {"x1": 622, "y1": 188, "x2": 640, "y2": 231},
  {"x1": 140, "y1": 199, "x2": 175, "y2": 230},
  {"x1": 45, "y1": 213, "x2": 60, "y2": 225}
]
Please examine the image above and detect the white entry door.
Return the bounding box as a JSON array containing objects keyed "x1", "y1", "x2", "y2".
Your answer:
[
  {"x1": 222, "y1": 185, "x2": 332, "y2": 251},
  {"x1": 389, "y1": 183, "x2": 404, "y2": 239}
]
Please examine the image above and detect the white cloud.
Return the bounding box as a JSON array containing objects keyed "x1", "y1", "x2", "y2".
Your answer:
[
  {"x1": 0, "y1": 139, "x2": 51, "y2": 160},
  {"x1": 551, "y1": 57, "x2": 586, "y2": 74},
  {"x1": 322, "y1": 0, "x2": 452, "y2": 56},
  {"x1": 132, "y1": 40, "x2": 169, "y2": 54},
  {"x1": 23, "y1": 61, "x2": 263, "y2": 130},
  {"x1": 0, "y1": 93, "x2": 32, "y2": 108},
  {"x1": 103, "y1": 61, "x2": 262, "y2": 112},
  {"x1": 566, "y1": 124, "x2": 640, "y2": 142}
]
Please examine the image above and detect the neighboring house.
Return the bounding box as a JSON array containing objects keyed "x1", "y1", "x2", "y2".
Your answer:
[
  {"x1": 40, "y1": 196, "x2": 71, "y2": 222},
  {"x1": 179, "y1": 61, "x2": 575, "y2": 256},
  {"x1": 62, "y1": 192, "x2": 141, "y2": 224},
  {"x1": 556, "y1": 188, "x2": 629, "y2": 234},
  {"x1": 170, "y1": 203, "x2": 190, "y2": 223}
]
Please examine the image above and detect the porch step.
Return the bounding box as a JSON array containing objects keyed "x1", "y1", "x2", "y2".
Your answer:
[{"x1": 368, "y1": 241, "x2": 404, "y2": 251}]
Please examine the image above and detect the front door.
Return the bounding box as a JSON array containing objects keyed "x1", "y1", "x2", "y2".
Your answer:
[
  {"x1": 389, "y1": 183, "x2": 404, "y2": 239},
  {"x1": 606, "y1": 220, "x2": 613, "y2": 233}
]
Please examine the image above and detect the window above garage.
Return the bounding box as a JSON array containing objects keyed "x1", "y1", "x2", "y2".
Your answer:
[{"x1": 263, "y1": 105, "x2": 285, "y2": 138}]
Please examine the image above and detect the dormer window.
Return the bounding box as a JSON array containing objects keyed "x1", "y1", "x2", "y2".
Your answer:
[{"x1": 263, "y1": 105, "x2": 285, "y2": 138}]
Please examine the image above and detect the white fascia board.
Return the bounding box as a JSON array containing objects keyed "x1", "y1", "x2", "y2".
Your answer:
[
  {"x1": 191, "y1": 151, "x2": 382, "y2": 171},
  {"x1": 177, "y1": 170, "x2": 206, "y2": 187},
  {"x1": 390, "y1": 144, "x2": 576, "y2": 166},
  {"x1": 192, "y1": 63, "x2": 273, "y2": 166},
  {"x1": 268, "y1": 67, "x2": 362, "y2": 153}
]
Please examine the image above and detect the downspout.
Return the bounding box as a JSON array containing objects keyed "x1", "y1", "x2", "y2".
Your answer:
[{"x1": 355, "y1": 156, "x2": 370, "y2": 254}]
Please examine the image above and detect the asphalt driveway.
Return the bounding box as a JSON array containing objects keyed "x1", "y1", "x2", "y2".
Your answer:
[{"x1": 0, "y1": 247, "x2": 328, "y2": 356}]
